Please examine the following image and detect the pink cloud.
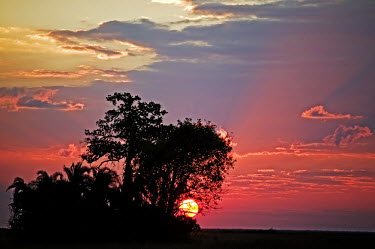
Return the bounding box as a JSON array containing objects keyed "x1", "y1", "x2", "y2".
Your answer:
[
  {"x1": 323, "y1": 125, "x2": 373, "y2": 147},
  {"x1": 236, "y1": 125, "x2": 373, "y2": 158},
  {"x1": 286, "y1": 125, "x2": 373, "y2": 152},
  {"x1": 227, "y1": 168, "x2": 375, "y2": 196},
  {"x1": 301, "y1": 105, "x2": 363, "y2": 120},
  {"x1": 57, "y1": 143, "x2": 86, "y2": 158},
  {"x1": 0, "y1": 87, "x2": 84, "y2": 111}
]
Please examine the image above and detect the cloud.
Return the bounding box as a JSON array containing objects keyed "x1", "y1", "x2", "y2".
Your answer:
[
  {"x1": 3, "y1": 65, "x2": 129, "y2": 83},
  {"x1": 216, "y1": 127, "x2": 237, "y2": 147},
  {"x1": 169, "y1": 40, "x2": 212, "y2": 47},
  {"x1": 152, "y1": 0, "x2": 193, "y2": 6},
  {"x1": 59, "y1": 45, "x2": 128, "y2": 60},
  {"x1": 0, "y1": 87, "x2": 84, "y2": 111},
  {"x1": 285, "y1": 125, "x2": 373, "y2": 152},
  {"x1": 301, "y1": 105, "x2": 363, "y2": 120},
  {"x1": 46, "y1": 19, "x2": 182, "y2": 50},
  {"x1": 36, "y1": 32, "x2": 131, "y2": 60},
  {"x1": 228, "y1": 168, "x2": 375, "y2": 195},
  {"x1": 57, "y1": 143, "x2": 86, "y2": 158},
  {"x1": 323, "y1": 125, "x2": 373, "y2": 147},
  {"x1": 190, "y1": 0, "x2": 344, "y2": 19},
  {"x1": 236, "y1": 125, "x2": 373, "y2": 158}
]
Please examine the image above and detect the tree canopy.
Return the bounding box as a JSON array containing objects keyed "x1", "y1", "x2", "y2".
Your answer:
[{"x1": 8, "y1": 92, "x2": 235, "y2": 240}]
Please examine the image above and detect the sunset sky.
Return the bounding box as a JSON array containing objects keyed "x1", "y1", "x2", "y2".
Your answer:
[{"x1": 1, "y1": 0, "x2": 375, "y2": 231}]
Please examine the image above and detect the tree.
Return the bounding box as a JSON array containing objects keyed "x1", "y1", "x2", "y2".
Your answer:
[
  {"x1": 7, "y1": 177, "x2": 31, "y2": 230},
  {"x1": 136, "y1": 119, "x2": 235, "y2": 216},
  {"x1": 63, "y1": 162, "x2": 91, "y2": 200},
  {"x1": 82, "y1": 92, "x2": 168, "y2": 203},
  {"x1": 7, "y1": 165, "x2": 122, "y2": 237},
  {"x1": 82, "y1": 92, "x2": 235, "y2": 214},
  {"x1": 7, "y1": 92, "x2": 235, "y2": 240}
]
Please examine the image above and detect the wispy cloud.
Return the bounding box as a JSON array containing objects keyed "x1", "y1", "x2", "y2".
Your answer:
[
  {"x1": 228, "y1": 168, "x2": 375, "y2": 196},
  {"x1": 59, "y1": 45, "x2": 128, "y2": 60},
  {"x1": 1, "y1": 65, "x2": 130, "y2": 83},
  {"x1": 36, "y1": 32, "x2": 130, "y2": 60},
  {"x1": 0, "y1": 87, "x2": 84, "y2": 111},
  {"x1": 301, "y1": 105, "x2": 363, "y2": 120}
]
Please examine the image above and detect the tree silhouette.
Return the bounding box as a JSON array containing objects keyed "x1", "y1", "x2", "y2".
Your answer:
[
  {"x1": 83, "y1": 92, "x2": 168, "y2": 203},
  {"x1": 7, "y1": 177, "x2": 31, "y2": 230},
  {"x1": 7, "y1": 92, "x2": 235, "y2": 241},
  {"x1": 136, "y1": 119, "x2": 234, "y2": 216},
  {"x1": 83, "y1": 93, "x2": 234, "y2": 212},
  {"x1": 63, "y1": 162, "x2": 91, "y2": 200},
  {"x1": 88, "y1": 166, "x2": 120, "y2": 209}
]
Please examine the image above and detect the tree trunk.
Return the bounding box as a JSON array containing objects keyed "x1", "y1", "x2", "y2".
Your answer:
[
  {"x1": 122, "y1": 156, "x2": 133, "y2": 205},
  {"x1": 166, "y1": 169, "x2": 177, "y2": 215}
]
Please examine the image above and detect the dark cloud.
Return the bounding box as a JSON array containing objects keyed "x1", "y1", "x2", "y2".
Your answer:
[
  {"x1": 193, "y1": 0, "x2": 375, "y2": 25},
  {"x1": 48, "y1": 19, "x2": 184, "y2": 49},
  {"x1": 36, "y1": 0, "x2": 374, "y2": 69},
  {"x1": 59, "y1": 45, "x2": 126, "y2": 58},
  {"x1": 42, "y1": 29, "x2": 129, "y2": 59},
  {"x1": 323, "y1": 125, "x2": 373, "y2": 147}
]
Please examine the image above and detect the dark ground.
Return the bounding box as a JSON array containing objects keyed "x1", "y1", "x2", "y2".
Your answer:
[{"x1": 1, "y1": 228, "x2": 374, "y2": 249}]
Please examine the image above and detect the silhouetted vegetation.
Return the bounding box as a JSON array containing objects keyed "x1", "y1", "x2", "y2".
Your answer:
[
  {"x1": 1, "y1": 228, "x2": 374, "y2": 249},
  {"x1": 7, "y1": 92, "x2": 235, "y2": 242}
]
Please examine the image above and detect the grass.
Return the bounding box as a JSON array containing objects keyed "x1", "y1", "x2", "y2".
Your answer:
[{"x1": 1, "y1": 228, "x2": 374, "y2": 249}]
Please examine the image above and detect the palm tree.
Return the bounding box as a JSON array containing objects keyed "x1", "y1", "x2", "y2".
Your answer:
[
  {"x1": 63, "y1": 162, "x2": 92, "y2": 199},
  {"x1": 7, "y1": 177, "x2": 28, "y2": 195},
  {"x1": 7, "y1": 177, "x2": 32, "y2": 230},
  {"x1": 89, "y1": 167, "x2": 120, "y2": 208},
  {"x1": 29, "y1": 170, "x2": 63, "y2": 190}
]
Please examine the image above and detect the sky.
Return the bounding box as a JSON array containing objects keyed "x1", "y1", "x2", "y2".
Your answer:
[{"x1": 0, "y1": 0, "x2": 375, "y2": 231}]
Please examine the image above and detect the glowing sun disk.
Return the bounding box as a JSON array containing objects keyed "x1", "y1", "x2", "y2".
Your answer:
[{"x1": 179, "y1": 199, "x2": 199, "y2": 217}]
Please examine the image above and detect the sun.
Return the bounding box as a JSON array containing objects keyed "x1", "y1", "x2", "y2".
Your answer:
[{"x1": 179, "y1": 199, "x2": 199, "y2": 217}]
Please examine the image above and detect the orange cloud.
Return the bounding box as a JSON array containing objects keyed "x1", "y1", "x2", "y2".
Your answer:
[
  {"x1": 35, "y1": 32, "x2": 129, "y2": 60},
  {"x1": 301, "y1": 105, "x2": 363, "y2": 120},
  {"x1": 59, "y1": 45, "x2": 128, "y2": 60},
  {"x1": 13, "y1": 69, "x2": 83, "y2": 79},
  {"x1": 0, "y1": 87, "x2": 84, "y2": 111}
]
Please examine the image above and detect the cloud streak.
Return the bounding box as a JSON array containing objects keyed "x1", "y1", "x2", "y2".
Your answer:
[
  {"x1": 2, "y1": 65, "x2": 130, "y2": 83},
  {"x1": 36, "y1": 32, "x2": 130, "y2": 60},
  {"x1": 228, "y1": 168, "x2": 375, "y2": 196}
]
